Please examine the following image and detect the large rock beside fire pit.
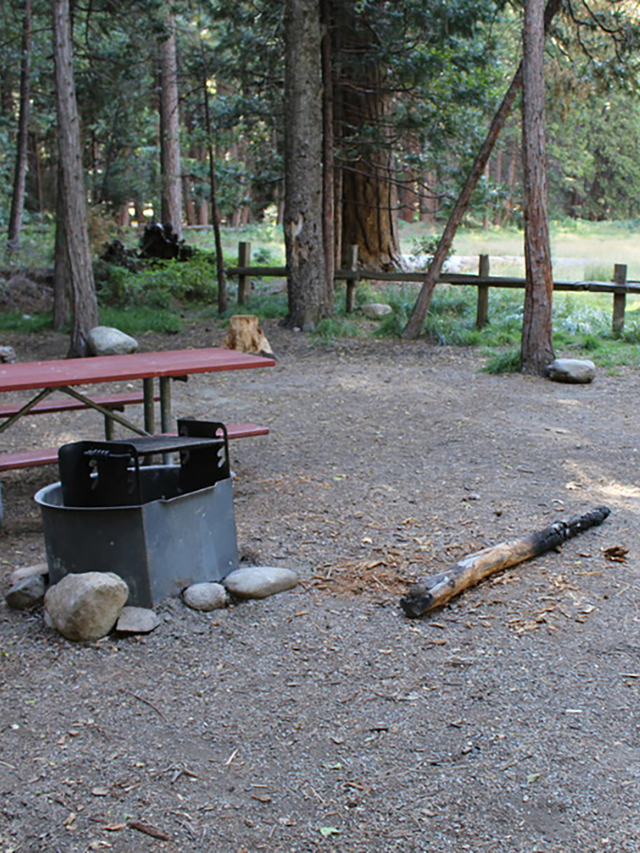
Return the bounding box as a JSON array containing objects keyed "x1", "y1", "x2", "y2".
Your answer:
[
  {"x1": 44, "y1": 572, "x2": 129, "y2": 641},
  {"x1": 223, "y1": 566, "x2": 299, "y2": 600}
]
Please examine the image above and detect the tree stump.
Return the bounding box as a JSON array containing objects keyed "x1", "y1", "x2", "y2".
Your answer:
[{"x1": 221, "y1": 315, "x2": 273, "y2": 357}]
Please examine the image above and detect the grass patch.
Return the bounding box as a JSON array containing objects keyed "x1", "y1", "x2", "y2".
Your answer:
[
  {"x1": 583, "y1": 263, "x2": 612, "y2": 282},
  {"x1": 235, "y1": 289, "x2": 289, "y2": 321},
  {"x1": 313, "y1": 317, "x2": 364, "y2": 343},
  {"x1": 481, "y1": 349, "x2": 522, "y2": 373},
  {"x1": 0, "y1": 312, "x2": 53, "y2": 333},
  {"x1": 100, "y1": 305, "x2": 182, "y2": 334}
]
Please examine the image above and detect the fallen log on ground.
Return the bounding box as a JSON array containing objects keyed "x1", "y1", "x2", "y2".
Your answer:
[{"x1": 400, "y1": 506, "x2": 611, "y2": 618}]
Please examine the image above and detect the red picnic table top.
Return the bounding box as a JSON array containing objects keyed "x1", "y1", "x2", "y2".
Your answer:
[{"x1": 0, "y1": 347, "x2": 276, "y2": 393}]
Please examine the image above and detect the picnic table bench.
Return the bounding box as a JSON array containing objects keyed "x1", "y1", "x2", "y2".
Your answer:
[{"x1": 0, "y1": 347, "x2": 275, "y2": 475}]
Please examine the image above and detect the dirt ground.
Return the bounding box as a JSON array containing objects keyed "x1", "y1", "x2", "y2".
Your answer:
[{"x1": 2, "y1": 317, "x2": 640, "y2": 852}]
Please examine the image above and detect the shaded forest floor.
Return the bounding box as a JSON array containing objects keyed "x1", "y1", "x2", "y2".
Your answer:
[{"x1": 1, "y1": 319, "x2": 640, "y2": 851}]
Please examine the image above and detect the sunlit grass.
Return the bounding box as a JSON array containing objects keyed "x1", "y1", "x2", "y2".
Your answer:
[{"x1": 398, "y1": 219, "x2": 640, "y2": 282}]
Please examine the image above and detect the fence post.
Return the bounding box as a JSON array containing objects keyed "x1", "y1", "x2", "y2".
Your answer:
[
  {"x1": 345, "y1": 244, "x2": 359, "y2": 313},
  {"x1": 612, "y1": 263, "x2": 627, "y2": 334},
  {"x1": 238, "y1": 241, "x2": 251, "y2": 305},
  {"x1": 476, "y1": 254, "x2": 490, "y2": 329}
]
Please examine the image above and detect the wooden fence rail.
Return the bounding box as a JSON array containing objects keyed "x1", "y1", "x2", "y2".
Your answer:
[{"x1": 226, "y1": 243, "x2": 640, "y2": 333}]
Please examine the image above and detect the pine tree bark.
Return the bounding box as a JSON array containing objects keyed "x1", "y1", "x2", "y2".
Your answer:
[
  {"x1": 321, "y1": 0, "x2": 336, "y2": 298},
  {"x1": 520, "y1": 0, "x2": 554, "y2": 375},
  {"x1": 159, "y1": 6, "x2": 183, "y2": 238},
  {"x1": 6, "y1": 0, "x2": 32, "y2": 257},
  {"x1": 53, "y1": 161, "x2": 70, "y2": 330},
  {"x1": 283, "y1": 0, "x2": 330, "y2": 330},
  {"x1": 52, "y1": 0, "x2": 99, "y2": 357},
  {"x1": 334, "y1": 4, "x2": 401, "y2": 271}
]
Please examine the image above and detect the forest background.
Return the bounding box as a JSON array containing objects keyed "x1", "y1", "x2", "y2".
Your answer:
[{"x1": 2, "y1": 0, "x2": 640, "y2": 364}]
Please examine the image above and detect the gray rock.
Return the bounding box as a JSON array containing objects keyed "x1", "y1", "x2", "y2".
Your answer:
[
  {"x1": 0, "y1": 346, "x2": 17, "y2": 363},
  {"x1": 10, "y1": 563, "x2": 49, "y2": 586},
  {"x1": 87, "y1": 326, "x2": 138, "y2": 356},
  {"x1": 182, "y1": 582, "x2": 228, "y2": 611},
  {"x1": 547, "y1": 358, "x2": 596, "y2": 384},
  {"x1": 116, "y1": 606, "x2": 160, "y2": 634},
  {"x1": 5, "y1": 574, "x2": 46, "y2": 610},
  {"x1": 223, "y1": 566, "x2": 299, "y2": 600},
  {"x1": 44, "y1": 572, "x2": 129, "y2": 641},
  {"x1": 360, "y1": 303, "x2": 393, "y2": 319}
]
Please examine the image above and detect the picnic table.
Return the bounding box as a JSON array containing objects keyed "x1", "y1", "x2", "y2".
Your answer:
[{"x1": 0, "y1": 347, "x2": 276, "y2": 472}]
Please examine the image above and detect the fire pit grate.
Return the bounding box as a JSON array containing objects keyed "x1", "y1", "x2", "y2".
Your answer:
[
  {"x1": 57, "y1": 419, "x2": 231, "y2": 508},
  {"x1": 35, "y1": 419, "x2": 239, "y2": 607}
]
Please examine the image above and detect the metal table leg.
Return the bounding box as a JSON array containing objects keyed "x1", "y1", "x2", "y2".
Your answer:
[
  {"x1": 160, "y1": 376, "x2": 173, "y2": 463},
  {"x1": 160, "y1": 376, "x2": 172, "y2": 434},
  {"x1": 143, "y1": 378, "x2": 155, "y2": 434}
]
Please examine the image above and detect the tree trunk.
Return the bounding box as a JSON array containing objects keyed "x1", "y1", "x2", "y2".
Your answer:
[
  {"x1": 201, "y1": 66, "x2": 228, "y2": 315},
  {"x1": 283, "y1": 0, "x2": 330, "y2": 330},
  {"x1": 520, "y1": 0, "x2": 554, "y2": 375},
  {"x1": 402, "y1": 0, "x2": 562, "y2": 340},
  {"x1": 320, "y1": 0, "x2": 335, "y2": 301},
  {"x1": 6, "y1": 0, "x2": 32, "y2": 258},
  {"x1": 52, "y1": 0, "x2": 99, "y2": 357},
  {"x1": 28, "y1": 130, "x2": 44, "y2": 214},
  {"x1": 333, "y1": 2, "x2": 401, "y2": 271},
  {"x1": 420, "y1": 171, "x2": 439, "y2": 223},
  {"x1": 182, "y1": 175, "x2": 196, "y2": 225},
  {"x1": 159, "y1": 6, "x2": 183, "y2": 238},
  {"x1": 53, "y1": 161, "x2": 70, "y2": 330}
]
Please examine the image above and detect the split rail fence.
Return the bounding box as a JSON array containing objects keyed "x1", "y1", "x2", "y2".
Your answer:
[{"x1": 227, "y1": 242, "x2": 640, "y2": 333}]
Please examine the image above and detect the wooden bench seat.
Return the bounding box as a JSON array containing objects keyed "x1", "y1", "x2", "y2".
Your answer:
[
  {"x1": 0, "y1": 422, "x2": 269, "y2": 472},
  {"x1": 0, "y1": 390, "x2": 158, "y2": 419}
]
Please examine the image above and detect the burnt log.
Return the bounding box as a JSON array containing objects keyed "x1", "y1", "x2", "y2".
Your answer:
[{"x1": 400, "y1": 506, "x2": 611, "y2": 618}]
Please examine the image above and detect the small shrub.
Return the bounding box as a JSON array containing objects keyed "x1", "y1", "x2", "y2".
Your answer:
[
  {"x1": 354, "y1": 282, "x2": 383, "y2": 308},
  {"x1": 481, "y1": 349, "x2": 522, "y2": 374},
  {"x1": 313, "y1": 317, "x2": 363, "y2": 342},
  {"x1": 96, "y1": 257, "x2": 219, "y2": 309},
  {"x1": 252, "y1": 246, "x2": 282, "y2": 266},
  {"x1": 374, "y1": 288, "x2": 413, "y2": 337},
  {"x1": 620, "y1": 321, "x2": 640, "y2": 345},
  {"x1": 580, "y1": 333, "x2": 601, "y2": 351}
]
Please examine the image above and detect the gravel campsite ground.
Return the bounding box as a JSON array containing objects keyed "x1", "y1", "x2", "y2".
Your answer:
[{"x1": 2, "y1": 318, "x2": 640, "y2": 852}]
